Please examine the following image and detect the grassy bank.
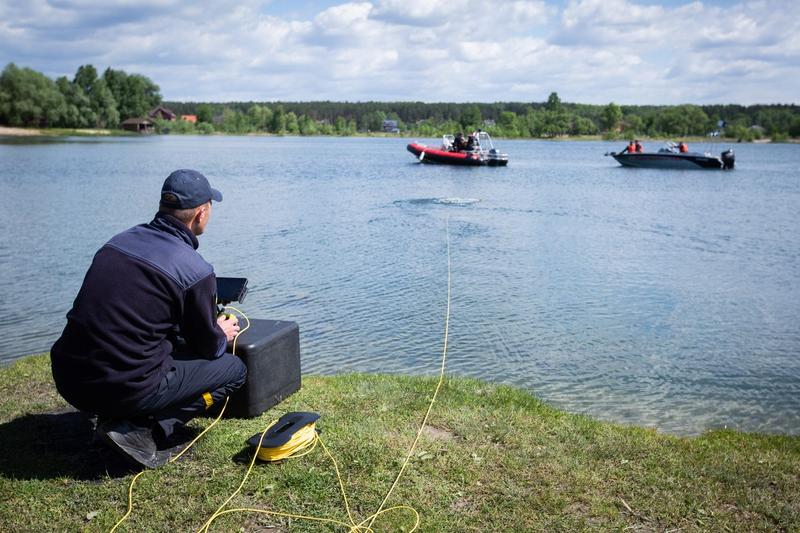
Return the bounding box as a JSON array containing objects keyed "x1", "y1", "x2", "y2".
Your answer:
[{"x1": 0, "y1": 354, "x2": 798, "y2": 532}]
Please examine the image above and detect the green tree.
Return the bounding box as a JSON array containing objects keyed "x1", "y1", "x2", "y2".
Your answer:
[
  {"x1": 73, "y1": 65, "x2": 119, "y2": 127},
  {"x1": 601, "y1": 102, "x2": 622, "y2": 132},
  {"x1": 196, "y1": 122, "x2": 214, "y2": 134},
  {"x1": 460, "y1": 105, "x2": 482, "y2": 130},
  {"x1": 285, "y1": 111, "x2": 299, "y2": 134},
  {"x1": 360, "y1": 110, "x2": 386, "y2": 132},
  {"x1": 497, "y1": 111, "x2": 520, "y2": 137},
  {"x1": 334, "y1": 116, "x2": 347, "y2": 135},
  {"x1": 622, "y1": 114, "x2": 644, "y2": 135},
  {"x1": 545, "y1": 92, "x2": 562, "y2": 113},
  {"x1": 298, "y1": 114, "x2": 318, "y2": 135},
  {"x1": 522, "y1": 107, "x2": 542, "y2": 136},
  {"x1": 247, "y1": 104, "x2": 273, "y2": 131},
  {"x1": 655, "y1": 104, "x2": 709, "y2": 136},
  {"x1": 756, "y1": 108, "x2": 796, "y2": 136},
  {"x1": 789, "y1": 116, "x2": 800, "y2": 138},
  {"x1": 103, "y1": 68, "x2": 161, "y2": 120},
  {"x1": 0, "y1": 63, "x2": 66, "y2": 127},
  {"x1": 538, "y1": 92, "x2": 571, "y2": 136},
  {"x1": 54, "y1": 76, "x2": 94, "y2": 127},
  {"x1": 270, "y1": 106, "x2": 286, "y2": 133},
  {"x1": 220, "y1": 107, "x2": 249, "y2": 133},
  {"x1": 571, "y1": 116, "x2": 597, "y2": 135},
  {"x1": 197, "y1": 103, "x2": 214, "y2": 124},
  {"x1": 73, "y1": 65, "x2": 99, "y2": 94},
  {"x1": 93, "y1": 80, "x2": 120, "y2": 127}
]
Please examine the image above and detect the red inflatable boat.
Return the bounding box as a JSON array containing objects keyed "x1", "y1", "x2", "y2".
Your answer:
[{"x1": 407, "y1": 131, "x2": 509, "y2": 166}]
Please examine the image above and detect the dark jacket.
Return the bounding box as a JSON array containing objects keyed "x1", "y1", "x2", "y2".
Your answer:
[{"x1": 51, "y1": 212, "x2": 226, "y2": 413}]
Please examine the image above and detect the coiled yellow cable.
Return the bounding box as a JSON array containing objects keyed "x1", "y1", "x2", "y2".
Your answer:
[
  {"x1": 255, "y1": 422, "x2": 319, "y2": 462},
  {"x1": 201, "y1": 219, "x2": 451, "y2": 532},
  {"x1": 110, "y1": 219, "x2": 451, "y2": 532},
  {"x1": 109, "y1": 306, "x2": 249, "y2": 533}
]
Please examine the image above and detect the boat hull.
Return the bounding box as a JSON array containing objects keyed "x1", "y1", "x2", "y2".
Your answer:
[
  {"x1": 611, "y1": 152, "x2": 726, "y2": 170},
  {"x1": 407, "y1": 143, "x2": 508, "y2": 166}
]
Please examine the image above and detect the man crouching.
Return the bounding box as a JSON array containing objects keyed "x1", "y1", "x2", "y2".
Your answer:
[{"x1": 51, "y1": 169, "x2": 246, "y2": 468}]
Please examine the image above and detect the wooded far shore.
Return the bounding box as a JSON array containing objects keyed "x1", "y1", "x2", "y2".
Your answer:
[{"x1": 2, "y1": 62, "x2": 800, "y2": 142}]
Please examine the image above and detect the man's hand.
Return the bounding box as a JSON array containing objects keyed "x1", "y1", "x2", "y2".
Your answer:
[{"x1": 217, "y1": 314, "x2": 240, "y2": 342}]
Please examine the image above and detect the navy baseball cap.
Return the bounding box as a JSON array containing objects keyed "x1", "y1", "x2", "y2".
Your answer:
[{"x1": 160, "y1": 169, "x2": 222, "y2": 209}]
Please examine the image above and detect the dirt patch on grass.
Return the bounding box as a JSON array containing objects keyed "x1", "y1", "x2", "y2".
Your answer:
[
  {"x1": 243, "y1": 515, "x2": 289, "y2": 532},
  {"x1": 423, "y1": 425, "x2": 455, "y2": 441}
]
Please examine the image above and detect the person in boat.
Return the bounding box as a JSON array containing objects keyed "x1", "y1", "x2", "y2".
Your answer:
[
  {"x1": 452, "y1": 132, "x2": 467, "y2": 152},
  {"x1": 50, "y1": 169, "x2": 246, "y2": 468},
  {"x1": 623, "y1": 140, "x2": 636, "y2": 154},
  {"x1": 634, "y1": 140, "x2": 643, "y2": 153},
  {"x1": 465, "y1": 133, "x2": 476, "y2": 151},
  {"x1": 678, "y1": 141, "x2": 689, "y2": 153}
]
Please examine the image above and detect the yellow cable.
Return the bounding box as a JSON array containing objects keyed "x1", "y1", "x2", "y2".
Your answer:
[
  {"x1": 108, "y1": 308, "x2": 249, "y2": 532},
  {"x1": 254, "y1": 423, "x2": 319, "y2": 462},
  {"x1": 366, "y1": 217, "x2": 451, "y2": 530},
  {"x1": 222, "y1": 305, "x2": 250, "y2": 355},
  {"x1": 200, "y1": 218, "x2": 452, "y2": 532},
  {"x1": 112, "y1": 218, "x2": 452, "y2": 532},
  {"x1": 199, "y1": 429, "x2": 422, "y2": 533},
  {"x1": 108, "y1": 396, "x2": 230, "y2": 533},
  {"x1": 108, "y1": 470, "x2": 144, "y2": 533}
]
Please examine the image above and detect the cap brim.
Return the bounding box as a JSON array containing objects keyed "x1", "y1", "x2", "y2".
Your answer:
[{"x1": 211, "y1": 188, "x2": 223, "y2": 202}]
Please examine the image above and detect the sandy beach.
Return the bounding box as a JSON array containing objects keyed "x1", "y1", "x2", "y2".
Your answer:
[
  {"x1": 0, "y1": 126, "x2": 115, "y2": 136},
  {"x1": 0, "y1": 126, "x2": 41, "y2": 136}
]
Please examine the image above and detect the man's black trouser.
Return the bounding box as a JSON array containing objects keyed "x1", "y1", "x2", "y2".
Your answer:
[{"x1": 122, "y1": 353, "x2": 247, "y2": 439}]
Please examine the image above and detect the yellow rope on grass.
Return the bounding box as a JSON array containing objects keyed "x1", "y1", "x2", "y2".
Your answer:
[
  {"x1": 200, "y1": 219, "x2": 452, "y2": 532},
  {"x1": 108, "y1": 396, "x2": 230, "y2": 533},
  {"x1": 109, "y1": 308, "x2": 249, "y2": 532},
  {"x1": 111, "y1": 219, "x2": 452, "y2": 532},
  {"x1": 366, "y1": 218, "x2": 451, "y2": 530}
]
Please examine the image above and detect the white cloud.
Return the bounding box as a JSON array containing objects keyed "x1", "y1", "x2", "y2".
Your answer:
[{"x1": 0, "y1": 0, "x2": 797, "y2": 104}]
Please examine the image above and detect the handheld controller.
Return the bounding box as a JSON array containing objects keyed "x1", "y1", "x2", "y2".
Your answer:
[{"x1": 216, "y1": 277, "x2": 248, "y2": 317}]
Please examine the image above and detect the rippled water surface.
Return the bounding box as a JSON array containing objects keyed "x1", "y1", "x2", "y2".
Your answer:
[{"x1": 1, "y1": 135, "x2": 799, "y2": 435}]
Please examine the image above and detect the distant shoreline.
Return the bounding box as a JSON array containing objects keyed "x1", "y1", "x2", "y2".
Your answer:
[{"x1": 1, "y1": 125, "x2": 794, "y2": 143}]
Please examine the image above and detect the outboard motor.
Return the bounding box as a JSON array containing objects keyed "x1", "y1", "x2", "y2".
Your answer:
[
  {"x1": 721, "y1": 149, "x2": 735, "y2": 170},
  {"x1": 487, "y1": 148, "x2": 509, "y2": 166}
]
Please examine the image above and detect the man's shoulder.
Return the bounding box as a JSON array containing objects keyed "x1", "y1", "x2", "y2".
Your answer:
[{"x1": 104, "y1": 224, "x2": 213, "y2": 289}]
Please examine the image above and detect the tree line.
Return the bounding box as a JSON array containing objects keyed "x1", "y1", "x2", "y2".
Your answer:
[
  {"x1": 0, "y1": 63, "x2": 160, "y2": 128},
  {"x1": 166, "y1": 94, "x2": 800, "y2": 141},
  {"x1": 2, "y1": 62, "x2": 799, "y2": 140}
]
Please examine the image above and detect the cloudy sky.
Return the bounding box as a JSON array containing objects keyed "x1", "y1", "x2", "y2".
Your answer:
[{"x1": 1, "y1": 0, "x2": 797, "y2": 104}]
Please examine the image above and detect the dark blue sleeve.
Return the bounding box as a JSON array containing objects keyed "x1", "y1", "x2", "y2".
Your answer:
[{"x1": 181, "y1": 273, "x2": 226, "y2": 358}]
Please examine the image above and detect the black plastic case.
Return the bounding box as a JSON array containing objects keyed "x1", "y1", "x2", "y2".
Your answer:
[{"x1": 226, "y1": 319, "x2": 301, "y2": 418}]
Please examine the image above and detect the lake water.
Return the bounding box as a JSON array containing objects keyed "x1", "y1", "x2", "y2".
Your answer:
[{"x1": 1, "y1": 135, "x2": 798, "y2": 435}]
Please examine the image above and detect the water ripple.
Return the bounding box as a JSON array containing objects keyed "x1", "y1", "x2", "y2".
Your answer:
[{"x1": 1, "y1": 137, "x2": 799, "y2": 435}]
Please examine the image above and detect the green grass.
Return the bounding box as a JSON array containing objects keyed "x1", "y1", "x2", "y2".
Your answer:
[{"x1": 1, "y1": 354, "x2": 798, "y2": 532}]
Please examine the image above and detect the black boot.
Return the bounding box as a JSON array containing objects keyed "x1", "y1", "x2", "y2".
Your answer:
[{"x1": 97, "y1": 419, "x2": 167, "y2": 469}]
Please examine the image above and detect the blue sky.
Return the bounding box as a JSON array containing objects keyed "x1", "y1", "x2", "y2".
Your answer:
[{"x1": 1, "y1": 0, "x2": 796, "y2": 104}]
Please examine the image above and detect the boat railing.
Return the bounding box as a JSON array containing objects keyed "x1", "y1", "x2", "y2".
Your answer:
[
  {"x1": 477, "y1": 131, "x2": 495, "y2": 151},
  {"x1": 441, "y1": 134, "x2": 455, "y2": 150}
]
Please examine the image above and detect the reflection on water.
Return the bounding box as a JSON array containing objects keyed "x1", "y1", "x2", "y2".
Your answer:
[{"x1": 1, "y1": 135, "x2": 799, "y2": 435}]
